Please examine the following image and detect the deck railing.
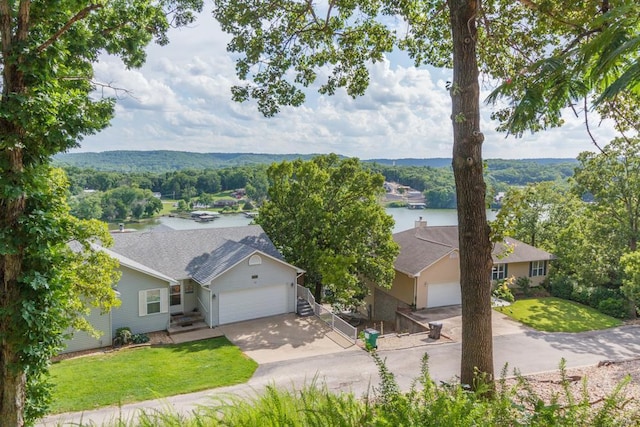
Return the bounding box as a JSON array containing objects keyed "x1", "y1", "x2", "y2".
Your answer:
[{"x1": 297, "y1": 285, "x2": 358, "y2": 343}]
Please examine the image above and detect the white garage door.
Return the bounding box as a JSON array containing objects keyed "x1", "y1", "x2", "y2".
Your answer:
[
  {"x1": 427, "y1": 282, "x2": 461, "y2": 308},
  {"x1": 219, "y1": 285, "x2": 288, "y2": 325}
]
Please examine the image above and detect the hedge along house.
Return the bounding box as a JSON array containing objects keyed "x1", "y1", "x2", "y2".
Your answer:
[
  {"x1": 63, "y1": 226, "x2": 303, "y2": 353},
  {"x1": 366, "y1": 219, "x2": 554, "y2": 321}
]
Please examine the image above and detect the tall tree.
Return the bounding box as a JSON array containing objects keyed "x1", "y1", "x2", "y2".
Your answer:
[
  {"x1": 214, "y1": 0, "x2": 494, "y2": 387},
  {"x1": 0, "y1": 1, "x2": 202, "y2": 425},
  {"x1": 257, "y1": 155, "x2": 398, "y2": 306},
  {"x1": 214, "y1": 0, "x2": 638, "y2": 388},
  {"x1": 574, "y1": 137, "x2": 640, "y2": 252}
]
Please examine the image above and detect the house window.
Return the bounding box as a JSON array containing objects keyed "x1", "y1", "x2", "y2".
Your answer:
[
  {"x1": 248, "y1": 254, "x2": 262, "y2": 265},
  {"x1": 138, "y1": 288, "x2": 168, "y2": 316},
  {"x1": 530, "y1": 260, "x2": 547, "y2": 277},
  {"x1": 170, "y1": 284, "x2": 181, "y2": 306},
  {"x1": 491, "y1": 264, "x2": 507, "y2": 281}
]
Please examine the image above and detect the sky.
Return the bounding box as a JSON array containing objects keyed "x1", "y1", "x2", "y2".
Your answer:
[{"x1": 78, "y1": 7, "x2": 620, "y2": 160}]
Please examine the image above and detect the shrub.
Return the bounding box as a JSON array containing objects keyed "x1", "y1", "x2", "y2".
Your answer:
[
  {"x1": 549, "y1": 275, "x2": 574, "y2": 300},
  {"x1": 492, "y1": 280, "x2": 515, "y2": 303},
  {"x1": 113, "y1": 327, "x2": 132, "y2": 346},
  {"x1": 571, "y1": 285, "x2": 591, "y2": 306},
  {"x1": 515, "y1": 276, "x2": 533, "y2": 297},
  {"x1": 588, "y1": 286, "x2": 620, "y2": 309},
  {"x1": 598, "y1": 297, "x2": 629, "y2": 319},
  {"x1": 131, "y1": 333, "x2": 150, "y2": 344}
]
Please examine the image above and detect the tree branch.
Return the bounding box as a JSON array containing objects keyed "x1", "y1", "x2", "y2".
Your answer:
[
  {"x1": 582, "y1": 96, "x2": 606, "y2": 153},
  {"x1": 36, "y1": 4, "x2": 102, "y2": 53}
]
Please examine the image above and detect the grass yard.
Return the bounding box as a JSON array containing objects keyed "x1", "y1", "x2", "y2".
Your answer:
[
  {"x1": 50, "y1": 337, "x2": 257, "y2": 414},
  {"x1": 496, "y1": 297, "x2": 623, "y2": 332}
]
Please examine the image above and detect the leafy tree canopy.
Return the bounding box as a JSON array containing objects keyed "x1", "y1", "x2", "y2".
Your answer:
[
  {"x1": 0, "y1": 0, "x2": 202, "y2": 424},
  {"x1": 257, "y1": 154, "x2": 399, "y2": 306}
]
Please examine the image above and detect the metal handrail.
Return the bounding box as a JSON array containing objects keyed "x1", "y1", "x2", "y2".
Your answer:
[{"x1": 297, "y1": 285, "x2": 357, "y2": 343}]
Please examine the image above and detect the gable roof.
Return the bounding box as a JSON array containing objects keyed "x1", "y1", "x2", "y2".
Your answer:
[
  {"x1": 393, "y1": 225, "x2": 554, "y2": 277},
  {"x1": 101, "y1": 247, "x2": 177, "y2": 285},
  {"x1": 109, "y1": 225, "x2": 291, "y2": 282}
]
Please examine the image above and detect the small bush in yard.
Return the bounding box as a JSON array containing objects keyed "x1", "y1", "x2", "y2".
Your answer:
[
  {"x1": 550, "y1": 275, "x2": 575, "y2": 300},
  {"x1": 113, "y1": 327, "x2": 132, "y2": 346},
  {"x1": 492, "y1": 279, "x2": 515, "y2": 303},
  {"x1": 598, "y1": 297, "x2": 629, "y2": 319},
  {"x1": 131, "y1": 333, "x2": 150, "y2": 344},
  {"x1": 516, "y1": 276, "x2": 533, "y2": 297}
]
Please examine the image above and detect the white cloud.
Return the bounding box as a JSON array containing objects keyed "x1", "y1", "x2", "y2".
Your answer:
[{"x1": 78, "y1": 10, "x2": 622, "y2": 160}]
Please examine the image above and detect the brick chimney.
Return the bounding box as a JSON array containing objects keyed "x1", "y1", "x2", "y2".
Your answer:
[{"x1": 414, "y1": 217, "x2": 428, "y2": 229}]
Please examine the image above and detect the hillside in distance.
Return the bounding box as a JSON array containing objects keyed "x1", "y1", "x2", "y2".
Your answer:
[{"x1": 53, "y1": 150, "x2": 577, "y2": 173}]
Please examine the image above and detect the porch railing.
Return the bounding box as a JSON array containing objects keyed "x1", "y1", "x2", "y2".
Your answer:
[{"x1": 297, "y1": 285, "x2": 358, "y2": 344}]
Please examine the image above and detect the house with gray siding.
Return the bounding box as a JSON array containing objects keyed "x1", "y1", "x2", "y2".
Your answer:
[{"x1": 63, "y1": 225, "x2": 303, "y2": 353}]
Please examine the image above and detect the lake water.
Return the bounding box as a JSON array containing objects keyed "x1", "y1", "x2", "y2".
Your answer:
[{"x1": 115, "y1": 208, "x2": 497, "y2": 234}]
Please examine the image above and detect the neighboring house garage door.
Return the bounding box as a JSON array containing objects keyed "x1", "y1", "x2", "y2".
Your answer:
[
  {"x1": 219, "y1": 284, "x2": 288, "y2": 325},
  {"x1": 427, "y1": 282, "x2": 461, "y2": 308}
]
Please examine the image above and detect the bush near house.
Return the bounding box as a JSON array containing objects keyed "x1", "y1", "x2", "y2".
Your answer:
[{"x1": 548, "y1": 275, "x2": 630, "y2": 319}]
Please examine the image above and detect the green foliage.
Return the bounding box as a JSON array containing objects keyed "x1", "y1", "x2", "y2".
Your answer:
[
  {"x1": 597, "y1": 298, "x2": 629, "y2": 319},
  {"x1": 574, "y1": 138, "x2": 640, "y2": 253},
  {"x1": 113, "y1": 327, "x2": 133, "y2": 346},
  {"x1": 0, "y1": 0, "x2": 204, "y2": 422},
  {"x1": 131, "y1": 333, "x2": 150, "y2": 344},
  {"x1": 621, "y1": 251, "x2": 640, "y2": 309},
  {"x1": 492, "y1": 279, "x2": 515, "y2": 303},
  {"x1": 485, "y1": 1, "x2": 639, "y2": 137},
  {"x1": 515, "y1": 277, "x2": 533, "y2": 297},
  {"x1": 257, "y1": 154, "x2": 399, "y2": 305}
]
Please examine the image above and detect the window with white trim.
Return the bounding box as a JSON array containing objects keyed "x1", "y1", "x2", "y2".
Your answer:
[
  {"x1": 139, "y1": 288, "x2": 168, "y2": 316},
  {"x1": 491, "y1": 264, "x2": 507, "y2": 281},
  {"x1": 530, "y1": 260, "x2": 547, "y2": 277}
]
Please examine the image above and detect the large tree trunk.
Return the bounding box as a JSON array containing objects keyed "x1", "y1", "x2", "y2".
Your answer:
[
  {"x1": 0, "y1": 148, "x2": 27, "y2": 427},
  {"x1": 447, "y1": 0, "x2": 495, "y2": 389}
]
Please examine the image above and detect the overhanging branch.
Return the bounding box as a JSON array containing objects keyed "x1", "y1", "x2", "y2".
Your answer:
[{"x1": 36, "y1": 4, "x2": 102, "y2": 53}]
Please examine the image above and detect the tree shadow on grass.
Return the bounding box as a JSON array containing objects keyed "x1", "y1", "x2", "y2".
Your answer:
[{"x1": 508, "y1": 298, "x2": 619, "y2": 333}]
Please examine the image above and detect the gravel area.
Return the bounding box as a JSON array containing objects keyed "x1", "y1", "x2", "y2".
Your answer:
[{"x1": 502, "y1": 358, "x2": 640, "y2": 416}]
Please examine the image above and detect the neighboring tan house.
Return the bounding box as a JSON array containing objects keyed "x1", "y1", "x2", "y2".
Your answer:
[
  {"x1": 367, "y1": 219, "x2": 554, "y2": 321},
  {"x1": 63, "y1": 226, "x2": 303, "y2": 353}
]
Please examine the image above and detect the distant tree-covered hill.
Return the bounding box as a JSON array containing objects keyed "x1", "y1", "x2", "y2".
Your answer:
[
  {"x1": 53, "y1": 151, "x2": 323, "y2": 172},
  {"x1": 54, "y1": 150, "x2": 577, "y2": 173}
]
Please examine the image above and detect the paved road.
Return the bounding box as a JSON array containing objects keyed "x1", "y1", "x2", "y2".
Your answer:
[{"x1": 40, "y1": 325, "x2": 640, "y2": 426}]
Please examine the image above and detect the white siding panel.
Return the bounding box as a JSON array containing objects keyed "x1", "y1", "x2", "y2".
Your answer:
[
  {"x1": 427, "y1": 282, "x2": 461, "y2": 308},
  {"x1": 219, "y1": 285, "x2": 287, "y2": 324}
]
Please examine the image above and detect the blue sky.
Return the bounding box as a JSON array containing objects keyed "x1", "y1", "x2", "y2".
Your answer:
[{"x1": 78, "y1": 8, "x2": 619, "y2": 160}]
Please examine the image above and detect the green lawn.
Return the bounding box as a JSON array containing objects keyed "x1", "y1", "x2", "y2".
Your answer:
[
  {"x1": 496, "y1": 297, "x2": 623, "y2": 332},
  {"x1": 50, "y1": 337, "x2": 257, "y2": 413}
]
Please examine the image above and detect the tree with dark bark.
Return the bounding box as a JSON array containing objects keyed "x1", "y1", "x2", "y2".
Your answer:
[
  {"x1": 0, "y1": 1, "x2": 202, "y2": 425},
  {"x1": 214, "y1": 0, "x2": 495, "y2": 388},
  {"x1": 213, "y1": 0, "x2": 637, "y2": 390}
]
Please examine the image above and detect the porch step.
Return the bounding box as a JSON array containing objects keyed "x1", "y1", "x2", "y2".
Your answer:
[
  {"x1": 297, "y1": 298, "x2": 314, "y2": 317},
  {"x1": 168, "y1": 312, "x2": 207, "y2": 335},
  {"x1": 167, "y1": 320, "x2": 209, "y2": 335}
]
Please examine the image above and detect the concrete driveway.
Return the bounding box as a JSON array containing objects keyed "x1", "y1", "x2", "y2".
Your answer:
[
  {"x1": 406, "y1": 305, "x2": 531, "y2": 341},
  {"x1": 218, "y1": 314, "x2": 358, "y2": 364}
]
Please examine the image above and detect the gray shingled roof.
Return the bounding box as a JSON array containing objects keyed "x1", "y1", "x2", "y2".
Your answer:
[
  {"x1": 109, "y1": 225, "x2": 285, "y2": 282},
  {"x1": 101, "y1": 247, "x2": 177, "y2": 284},
  {"x1": 394, "y1": 225, "x2": 554, "y2": 277}
]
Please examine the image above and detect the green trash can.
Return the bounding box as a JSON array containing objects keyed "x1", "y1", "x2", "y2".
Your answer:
[{"x1": 364, "y1": 328, "x2": 380, "y2": 349}]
